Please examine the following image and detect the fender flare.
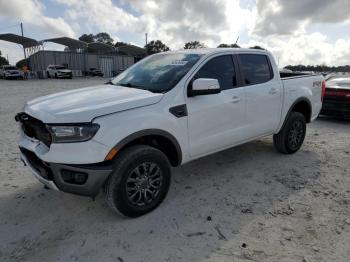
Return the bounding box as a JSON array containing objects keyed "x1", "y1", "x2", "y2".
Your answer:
[
  {"x1": 113, "y1": 129, "x2": 182, "y2": 165},
  {"x1": 279, "y1": 97, "x2": 312, "y2": 131}
]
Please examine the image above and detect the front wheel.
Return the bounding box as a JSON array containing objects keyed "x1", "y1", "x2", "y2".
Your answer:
[
  {"x1": 104, "y1": 145, "x2": 171, "y2": 217},
  {"x1": 273, "y1": 112, "x2": 306, "y2": 154}
]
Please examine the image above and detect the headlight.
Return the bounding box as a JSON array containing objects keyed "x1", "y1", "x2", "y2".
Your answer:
[{"x1": 47, "y1": 123, "x2": 100, "y2": 143}]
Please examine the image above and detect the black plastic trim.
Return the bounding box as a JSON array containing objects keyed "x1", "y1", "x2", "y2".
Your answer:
[
  {"x1": 169, "y1": 104, "x2": 188, "y2": 118},
  {"x1": 280, "y1": 97, "x2": 312, "y2": 131},
  {"x1": 113, "y1": 129, "x2": 182, "y2": 165}
]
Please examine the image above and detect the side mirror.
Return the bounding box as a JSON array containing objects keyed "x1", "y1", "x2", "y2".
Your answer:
[{"x1": 188, "y1": 78, "x2": 221, "y2": 97}]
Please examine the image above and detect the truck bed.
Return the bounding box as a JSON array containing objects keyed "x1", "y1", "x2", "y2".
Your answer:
[{"x1": 280, "y1": 73, "x2": 323, "y2": 122}]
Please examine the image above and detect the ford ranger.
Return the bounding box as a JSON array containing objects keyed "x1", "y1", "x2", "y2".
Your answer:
[{"x1": 16, "y1": 48, "x2": 325, "y2": 217}]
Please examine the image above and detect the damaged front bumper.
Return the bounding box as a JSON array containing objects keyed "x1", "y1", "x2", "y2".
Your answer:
[{"x1": 20, "y1": 147, "x2": 112, "y2": 197}]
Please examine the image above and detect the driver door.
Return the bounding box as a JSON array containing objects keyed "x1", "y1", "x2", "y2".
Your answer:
[{"x1": 186, "y1": 54, "x2": 247, "y2": 157}]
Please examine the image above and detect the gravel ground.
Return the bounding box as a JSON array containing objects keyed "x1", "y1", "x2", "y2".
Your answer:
[{"x1": 0, "y1": 78, "x2": 349, "y2": 262}]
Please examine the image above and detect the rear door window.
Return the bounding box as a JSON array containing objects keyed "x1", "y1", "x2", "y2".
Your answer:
[{"x1": 239, "y1": 54, "x2": 273, "y2": 85}]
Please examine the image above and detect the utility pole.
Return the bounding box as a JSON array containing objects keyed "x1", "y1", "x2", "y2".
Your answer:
[
  {"x1": 145, "y1": 33, "x2": 148, "y2": 56},
  {"x1": 20, "y1": 22, "x2": 27, "y2": 62}
]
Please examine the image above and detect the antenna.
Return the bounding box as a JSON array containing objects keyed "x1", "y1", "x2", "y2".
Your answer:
[{"x1": 235, "y1": 36, "x2": 239, "y2": 44}]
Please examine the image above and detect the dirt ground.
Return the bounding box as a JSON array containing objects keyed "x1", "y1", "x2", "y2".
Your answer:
[{"x1": 0, "y1": 78, "x2": 349, "y2": 262}]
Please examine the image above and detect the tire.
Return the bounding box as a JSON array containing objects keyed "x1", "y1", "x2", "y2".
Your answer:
[
  {"x1": 47, "y1": 72, "x2": 50, "y2": 78},
  {"x1": 104, "y1": 145, "x2": 171, "y2": 217},
  {"x1": 273, "y1": 112, "x2": 306, "y2": 154},
  {"x1": 55, "y1": 73, "x2": 58, "y2": 79}
]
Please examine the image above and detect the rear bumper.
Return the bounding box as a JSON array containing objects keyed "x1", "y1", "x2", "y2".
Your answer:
[
  {"x1": 20, "y1": 147, "x2": 112, "y2": 196},
  {"x1": 321, "y1": 98, "x2": 350, "y2": 118}
]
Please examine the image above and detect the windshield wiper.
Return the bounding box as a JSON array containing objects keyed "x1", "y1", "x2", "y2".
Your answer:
[
  {"x1": 117, "y1": 82, "x2": 143, "y2": 88},
  {"x1": 105, "y1": 79, "x2": 115, "y2": 85},
  {"x1": 115, "y1": 82, "x2": 162, "y2": 93}
]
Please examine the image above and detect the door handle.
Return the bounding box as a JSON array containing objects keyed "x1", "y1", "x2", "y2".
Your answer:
[
  {"x1": 269, "y1": 88, "x2": 278, "y2": 95},
  {"x1": 231, "y1": 96, "x2": 241, "y2": 103}
]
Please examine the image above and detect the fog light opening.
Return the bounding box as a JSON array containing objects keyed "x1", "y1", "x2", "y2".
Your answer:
[{"x1": 61, "y1": 170, "x2": 88, "y2": 185}]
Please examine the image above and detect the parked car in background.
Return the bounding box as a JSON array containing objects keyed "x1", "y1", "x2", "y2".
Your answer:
[
  {"x1": 16, "y1": 48, "x2": 324, "y2": 217},
  {"x1": 0, "y1": 65, "x2": 24, "y2": 80},
  {"x1": 84, "y1": 68, "x2": 104, "y2": 77},
  {"x1": 321, "y1": 77, "x2": 350, "y2": 119},
  {"x1": 46, "y1": 65, "x2": 73, "y2": 79}
]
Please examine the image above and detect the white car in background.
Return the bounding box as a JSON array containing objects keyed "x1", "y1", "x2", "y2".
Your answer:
[
  {"x1": 0, "y1": 65, "x2": 24, "y2": 80},
  {"x1": 46, "y1": 65, "x2": 73, "y2": 79}
]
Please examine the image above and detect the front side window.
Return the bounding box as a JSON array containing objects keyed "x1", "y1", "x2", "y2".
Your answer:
[
  {"x1": 239, "y1": 54, "x2": 273, "y2": 85},
  {"x1": 112, "y1": 53, "x2": 202, "y2": 93},
  {"x1": 194, "y1": 55, "x2": 236, "y2": 90}
]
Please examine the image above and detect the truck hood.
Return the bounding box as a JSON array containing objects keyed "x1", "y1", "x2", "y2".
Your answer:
[{"x1": 24, "y1": 85, "x2": 163, "y2": 123}]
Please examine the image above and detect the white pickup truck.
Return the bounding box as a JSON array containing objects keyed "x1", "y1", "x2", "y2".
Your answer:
[{"x1": 16, "y1": 48, "x2": 324, "y2": 217}]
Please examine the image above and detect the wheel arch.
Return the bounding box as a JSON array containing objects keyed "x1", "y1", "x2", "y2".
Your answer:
[
  {"x1": 112, "y1": 129, "x2": 182, "y2": 167},
  {"x1": 280, "y1": 97, "x2": 312, "y2": 131}
]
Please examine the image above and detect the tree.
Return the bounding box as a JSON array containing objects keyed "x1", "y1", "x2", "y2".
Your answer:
[
  {"x1": 16, "y1": 58, "x2": 29, "y2": 68},
  {"x1": 78, "y1": 34, "x2": 94, "y2": 43},
  {"x1": 250, "y1": 45, "x2": 265, "y2": 50},
  {"x1": 0, "y1": 50, "x2": 9, "y2": 66},
  {"x1": 94, "y1": 32, "x2": 114, "y2": 45},
  {"x1": 217, "y1": 43, "x2": 240, "y2": 48},
  {"x1": 145, "y1": 40, "x2": 170, "y2": 54},
  {"x1": 184, "y1": 41, "x2": 205, "y2": 49},
  {"x1": 115, "y1": 41, "x2": 129, "y2": 47}
]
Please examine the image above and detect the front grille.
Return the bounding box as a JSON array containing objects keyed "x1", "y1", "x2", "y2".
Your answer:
[{"x1": 16, "y1": 113, "x2": 52, "y2": 147}]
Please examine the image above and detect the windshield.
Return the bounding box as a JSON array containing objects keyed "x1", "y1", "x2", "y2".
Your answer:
[
  {"x1": 111, "y1": 53, "x2": 202, "y2": 93},
  {"x1": 56, "y1": 66, "x2": 66, "y2": 70}
]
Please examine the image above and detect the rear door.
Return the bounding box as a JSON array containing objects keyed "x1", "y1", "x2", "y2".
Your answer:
[
  {"x1": 237, "y1": 54, "x2": 282, "y2": 137},
  {"x1": 186, "y1": 54, "x2": 247, "y2": 157}
]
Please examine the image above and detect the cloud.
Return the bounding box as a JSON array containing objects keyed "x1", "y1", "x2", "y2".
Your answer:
[
  {"x1": 246, "y1": 33, "x2": 350, "y2": 67},
  {"x1": 252, "y1": 0, "x2": 350, "y2": 36},
  {"x1": 0, "y1": 0, "x2": 75, "y2": 38},
  {"x1": 56, "y1": 0, "x2": 255, "y2": 49}
]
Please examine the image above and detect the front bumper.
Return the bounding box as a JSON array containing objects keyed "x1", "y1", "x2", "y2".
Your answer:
[
  {"x1": 20, "y1": 147, "x2": 112, "y2": 196},
  {"x1": 5, "y1": 74, "x2": 23, "y2": 79},
  {"x1": 57, "y1": 72, "x2": 72, "y2": 78}
]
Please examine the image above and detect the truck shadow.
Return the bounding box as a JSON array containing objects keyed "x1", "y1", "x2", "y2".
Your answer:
[{"x1": 0, "y1": 137, "x2": 323, "y2": 262}]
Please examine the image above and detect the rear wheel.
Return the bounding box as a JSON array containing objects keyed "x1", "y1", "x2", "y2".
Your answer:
[
  {"x1": 104, "y1": 145, "x2": 171, "y2": 217},
  {"x1": 273, "y1": 112, "x2": 306, "y2": 154}
]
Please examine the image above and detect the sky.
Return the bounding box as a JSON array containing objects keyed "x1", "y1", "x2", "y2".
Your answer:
[{"x1": 1, "y1": 0, "x2": 350, "y2": 67}]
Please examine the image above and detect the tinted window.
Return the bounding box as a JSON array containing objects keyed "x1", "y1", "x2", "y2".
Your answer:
[
  {"x1": 239, "y1": 54, "x2": 272, "y2": 85},
  {"x1": 194, "y1": 55, "x2": 236, "y2": 90}
]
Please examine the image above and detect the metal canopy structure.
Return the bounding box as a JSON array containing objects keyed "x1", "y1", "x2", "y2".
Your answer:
[
  {"x1": 88, "y1": 42, "x2": 116, "y2": 53},
  {"x1": 0, "y1": 33, "x2": 39, "y2": 48},
  {"x1": 118, "y1": 44, "x2": 146, "y2": 56},
  {"x1": 42, "y1": 37, "x2": 87, "y2": 50}
]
